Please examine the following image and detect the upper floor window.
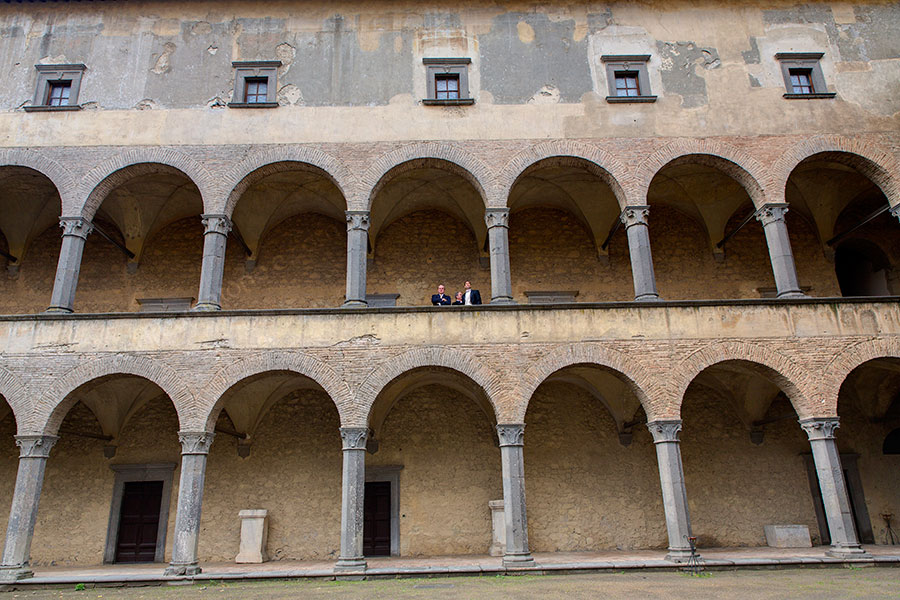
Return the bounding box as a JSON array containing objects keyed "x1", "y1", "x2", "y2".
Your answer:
[
  {"x1": 775, "y1": 53, "x2": 835, "y2": 99},
  {"x1": 229, "y1": 61, "x2": 280, "y2": 108},
  {"x1": 24, "y1": 64, "x2": 86, "y2": 112},
  {"x1": 423, "y1": 58, "x2": 473, "y2": 105},
  {"x1": 601, "y1": 55, "x2": 656, "y2": 103}
]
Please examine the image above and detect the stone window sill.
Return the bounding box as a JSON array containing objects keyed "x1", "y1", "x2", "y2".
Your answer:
[
  {"x1": 782, "y1": 93, "x2": 836, "y2": 100},
  {"x1": 605, "y1": 96, "x2": 657, "y2": 103},
  {"x1": 23, "y1": 105, "x2": 82, "y2": 112},
  {"x1": 227, "y1": 102, "x2": 279, "y2": 109},
  {"x1": 422, "y1": 98, "x2": 475, "y2": 106}
]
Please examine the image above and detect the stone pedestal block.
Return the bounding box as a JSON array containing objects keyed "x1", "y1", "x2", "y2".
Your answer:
[
  {"x1": 488, "y1": 500, "x2": 505, "y2": 557},
  {"x1": 764, "y1": 525, "x2": 812, "y2": 548},
  {"x1": 235, "y1": 510, "x2": 268, "y2": 563}
]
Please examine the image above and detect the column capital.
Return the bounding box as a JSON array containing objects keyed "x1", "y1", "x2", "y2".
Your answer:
[
  {"x1": 799, "y1": 417, "x2": 840, "y2": 441},
  {"x1": 496, "y1": 423, "x2": 525, "y2": 447},
  {"x1": 345, "y1": 211, "x2": 370, "y2": 232},
  {"x1": 59, "y1": 217, "x2": 93, "y2": 239},
  {"x1": 177, "y1": 431, "x2": 215, "y2": 455},
  {"x1": 340, "y1": 427, "x2": 368, "y2": 450},
  {"x1": 620, "y1": 205, "x2": 650, "y2": 228},
  {"x1": 647, "y1": 420, "x2": 683, "y2": 443},
  {"x1": 200, "y1": 214, "x2": 233, "y2": 236},
  {"x1": 755, "y1": 203, "x2": 789, "y2": 226},
  {"x1": 14, "y1": 435, "x2": 58, "y2": 458},
  {"x1": 891, "y1": 204, "x2": 900, "y2": 224},
  {"x1": 485, "y1": 208, "x2": 510, "y2": 229}
]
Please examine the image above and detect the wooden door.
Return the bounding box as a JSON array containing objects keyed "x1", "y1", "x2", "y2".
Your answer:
[
  {"x1": 115, "y1": 480, "x2": 164, "y2": 563},
  {"x1": 363, "y1": 481, "x2": 391, "y2": 556}
]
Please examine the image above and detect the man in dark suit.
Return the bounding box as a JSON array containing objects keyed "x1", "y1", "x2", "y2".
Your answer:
[
  {"x1": 431, "y1": 284, "x2": 451, "y2": 305},
  {"x1": 462, "y1": 281, "x2": 482, "y2": 305}
]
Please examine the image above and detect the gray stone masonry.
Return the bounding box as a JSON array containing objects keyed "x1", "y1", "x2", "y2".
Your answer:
[
  {"x1": 335, "y1": 427, "x2": 368, "y2": 571},
  {"x1": 485, "y1": 209, "x2": 514, "y2": 304},
  {"x1": 0, "y1": 435, "x2": 58, "y2": 581},
  {"x1": 195, "y1": 216, "x2": 232, "y2": 311},
  {"x1": 799, "y1": 418, "x2": 870, "y2": 558},
  {"x1": 620, "y1": 207, "x2": 660, "y2": 301},
  {"x1": 343, "y1": 212, "x2": 370, "y2": 307},
  {"x1": 647, "y1": 421, "x2": 695, "y2": 562},
  {"x1": 46, "y1": 218, "x2": 93, "y2": 313},
  {"x1": 497, "y1": 424, "x2": 534, "y2": 567},
  {"x1": 756, "y1": 204, "x2": 805, "y2": 299},
  {"x1": 165, "y1": 431, "x2": 214, "y2": 576}
]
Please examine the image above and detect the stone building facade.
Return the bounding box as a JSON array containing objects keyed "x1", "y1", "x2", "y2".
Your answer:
[{"x1": 0, "y1": 0, "x2": 897, "y2": 579}]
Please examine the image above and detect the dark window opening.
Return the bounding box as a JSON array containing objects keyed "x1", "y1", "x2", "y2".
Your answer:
[
  {"x1": 244, "y1": 78, "x2": 268, "y2": 104},
  {"x1": 789, "y1": 69, "x2": 814, "y2": 94},
  {"x1": 835, "y1": 240, "x2": 891, "y2": 297},
  {"x1": 884, "y1": 428, "x2": 900, "y2": 455},
  {"x1": 46, "y1": 81, "x2": 72, "y2": 106},
  {"x1": 434, "y1": 74, "x2": 460, "y2": 100},
  {"x1": 615, "y1": 71, "x2": 640, "y2": 97}
]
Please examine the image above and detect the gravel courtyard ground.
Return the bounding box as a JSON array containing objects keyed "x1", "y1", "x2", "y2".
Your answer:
[{"x1": 3, "y1": 567, "x2": 899, "y2": 599}]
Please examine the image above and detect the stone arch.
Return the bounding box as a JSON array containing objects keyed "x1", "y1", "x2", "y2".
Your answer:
[
  {"x1": 498, "y1": 141, "x2": 635, "y2": 209},
  {"x1": 674, "y1": 341, "x2": 815, "y2": 419},
  {"x1": 35, "y1": 355, "x2": 193, "y2": 435},
  {"x1": 196, "y1": 351, "x2": 354, "y2": 431},
  {"x1": 360, "y1": 143, "x2": 496, "y2": 210},
  {"x1": 635, "y1": 139, "x2": 773, "y2": 208},
  {"x1": 356, "y1": 347, "x2": 505, "y2": 427},
  {"x1": 76, "y1": 149, "x2": 215, "y2": 219},
  {"x1": 513, "y1": 343, "x2": 662, "y2": 423},
  {"x1": 772, "y1": 136, "x2": 900, "y2": 207},
  {"x1": 0, "y1": 148, "x2": 77, "y2": 211},
  {"x1": 221, "y1": 146, "x2": 358, "y2": 216},
  {"x1": 821, "y1": 338, "x2": 900, "y2": 415},
  {"x1": 0, "y1": 365, "x2": 28, "y2": 433}
]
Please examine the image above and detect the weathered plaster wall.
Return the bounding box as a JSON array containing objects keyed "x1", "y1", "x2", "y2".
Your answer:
[
  {"x1": 369, "y1": 386, "x2": 501, "y2": 556},
  {"x1": 525, "y1": 382, "x2": 667, "y2": 551}
]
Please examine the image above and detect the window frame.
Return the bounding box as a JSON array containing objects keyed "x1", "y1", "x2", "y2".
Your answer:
[
  {"x1": 601, "y1": 55, "x2": 656, "y2": 103},
  {"x1": 25, "y1": 63, "x2": 86, "y2": 112},
  {"x1": 775, "y1": 52, "x2": 835, "y2": 99},
  {"x1": 229, "y1": 60, "x2": 281, "y2": 108},
  {"x1": 423, "y1": 58, "x2": 473, "y2": 106}
]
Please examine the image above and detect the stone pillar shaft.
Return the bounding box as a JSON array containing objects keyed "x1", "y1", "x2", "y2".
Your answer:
[
  {"x1": 756, "y1": 204, "x2": 804, "y2": 298},
  {"x1": 486, "y1": 209, "x2": 514, "y2": 304},
  {"x1": 195, "y1": 215, "x2": 232, "y2": 311},
  {"x1": 165, "y1": 432, "x2": 214, "y2": 576},
  {"x1": 497, "y1": 424, "x2": 534, "y2": 566},
  {"x1": 0, "y1": 435, "x2": 58, "y2": 581},
  {"x1": 647, "y1": 421, "x2": 695, "y2": 562},
  {"x1": 800, "y1": 418, "x2": 868, "y2": 557},
  {"x1": 47, "y1": 218, "x2": 93, "y2": 313},
  {"x1": 344, "y1": 212, "x2": 370, "y2": 307},
  {"x1": 621, "y1": 207, "x2": 659, "y2": 301},
  {"x1": 336, "y1": 427, "x2": 367, "y2": 571}
]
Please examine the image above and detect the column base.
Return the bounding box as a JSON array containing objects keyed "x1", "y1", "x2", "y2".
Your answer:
[
  {"x1": 776, "y1": 290, "x2": 806, "y2": 299},
  {"x1": 44, "y1": 306, "x2": 73, "y2": 314},
  {"x1": 192, "y1": 303, "x2": 221, "y2": 312},
  {"x1": 826, "y1": 545, "x2": 870, "y2": 559},
  {"x1": 341, "y1": 300, "x2": 368, "y2": 308},
  {"x1": 164, "y1": 562, "x2": 202, "y2": 576},
  {"x1": 634, "y1": 293, "x2": 661, "y2": 301},
  {"x1": 0, "y1": 566, "x2": 33, "y2": 581},
  {"x1": 490, "y1": 297, "x2": 516, "y2": 305},
  {"x1": 664, "y1": 548, "x2": 698, "y2": 563},
  {"x1": 502, "y1": 553, "x2": 536, "y2": 568},
  {"x1": 334, "y1": 558, "x2": 367, "y2": 572}
]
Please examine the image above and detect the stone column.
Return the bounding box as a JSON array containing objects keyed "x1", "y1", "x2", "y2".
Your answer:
[
  {"x1": 891, "y1": 204, "x2": 900, "y2": 224},
  {"x1": 497, "y1": 424, "x2": 534, "y2": 567},
  {"x1": 799, "y1": 418, "x2": 869, "y2": 557},
  {"x1": 647, "y1": 420, "x2": 695, "y2": 562},
  {"x1": 194, "y1": 215, "x2": 232, "y2": 311},
  {"x1": 485, "y1": 208, "x2": 514, "y2": 304},
  {"x1": 47, "y1": 218, "x2": 93, "y2": 313},
  {"x1": 0, "y1": 435, "x2": 58, "y2": 581},
  {"x1": 336, "y1": 427, "x2": 368, "y2": 571},
  {"x1": 343, "y1": 211, "x2": 370, "y2": 307},
  {"x1": 165, "y1": 431, "x2": 214, "y2": 576},
  {"x1": 621, "y1": 206, "x2": 660, "y2": 301},
  {"x1": 756, "y1": 204, "x2": 805, "y2": 299}
]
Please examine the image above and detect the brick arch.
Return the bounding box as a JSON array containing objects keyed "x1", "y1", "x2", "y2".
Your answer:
[
  {"x1": 0, "y1": 365, "x2": 28, "y2": 434},
  {"x1": 35, "y1": 355, "x2": 193, "y2": 435},
  {"x1": 0, "y1": 148, "x2": 77, "y2": 210},
  {"x1": 674, "y1": 341, "x2": 815, "y2": 419},
  {"x1": 360, "y1": 143, "x2": 496, "y2": 210},
  {"x1": 498, "y1": 141, "x2": 635, "y2": 209},
  {"x1": 355, "y1": 347, "x2": 505, "y2": 427},
  {"x1": 822, "y1": 338, "x2": 900, "y2": 416},
  {"x1": 635, "y1": 139, "x2": 773, "y2": 208},
  {"x1": 772, "y1": 136, "x2": 900, "y2": 207},
  {"x1": 513, "y1": 343, "x2": 662, "y2": 422},
  {"x1": 220, "y1": 147, "x2": 357, "y2": 216},
  {"x1": 196, "y1": 352, "x2": 354, "y2": 431},
  {"x1": 77, "y1": 149, "x2": 215, "y2": 219}
]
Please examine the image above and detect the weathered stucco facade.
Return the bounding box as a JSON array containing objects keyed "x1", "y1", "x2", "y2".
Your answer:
[{"x1": 0, "y1": 0, "x2": 897, "y2": 578}]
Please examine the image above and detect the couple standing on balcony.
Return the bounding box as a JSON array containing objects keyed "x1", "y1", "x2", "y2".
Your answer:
[{"x1": 431, "y1": 281, "x2": 483, "y2": 306}]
